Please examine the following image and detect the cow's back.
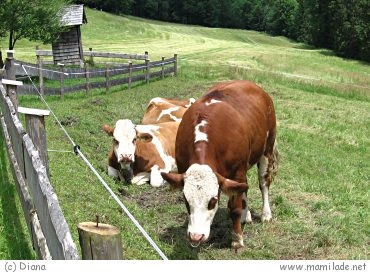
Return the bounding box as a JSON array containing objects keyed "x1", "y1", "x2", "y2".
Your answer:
[
  {"x1": 175, "y1": 80, "x2": 276, "y2": 179},
  {"x1": 134, "y1": 121, "x2": 179, "y2": 174},
  {"x1": 142, "y1": 97, "x2": 194, "y2": 124}
]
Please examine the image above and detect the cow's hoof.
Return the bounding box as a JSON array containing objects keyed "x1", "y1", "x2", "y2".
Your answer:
[
  {"x1": 261, "y1": 213, "x2": 272, "y2": 222},
  {"x1": 231, "y1": 232, "x2": 244, "y2": 251}
]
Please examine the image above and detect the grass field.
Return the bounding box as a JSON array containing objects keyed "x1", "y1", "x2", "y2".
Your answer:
[{"x1": 0, "y1": 8, "x2": 369, "y2": 260}]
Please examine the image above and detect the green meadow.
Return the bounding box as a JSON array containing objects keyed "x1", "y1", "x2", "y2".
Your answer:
[{"x1": 0, "y1": 8, "x2": 369, "y2": 259}]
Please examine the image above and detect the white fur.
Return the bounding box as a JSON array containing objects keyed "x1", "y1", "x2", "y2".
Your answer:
[
  {"x1": 205, "y1": 99, "x2": 222, "y2": 106},
  {"x1": 157, "y1": 106, "x2": 182, "y2": 122},
  {"x1": 183, "y1": 164, "x2": 219, "y2": 242},
  {"x1": 150, "y1": 165, "x2": 166, "y2": 187},
  {"x1": 108, "y1": 166, "x2": 120, "y2": 178},
  {"x1": 131, "y1": 172, "x2": 150, "y2": 185},
  {"x1": 194, "y1": 120, "x2": 208, "y2": 143},
  {"x1": 185, "y1": 98, "x2": 196, "y2": 107},
  {"x1": 113, "y1": 119, "x2": 136, "y2": 163},
  {"x1": 258, "y1": 155, "x2": 272, "y2": 221}
]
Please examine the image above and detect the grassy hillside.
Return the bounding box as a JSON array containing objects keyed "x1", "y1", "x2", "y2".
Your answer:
[{"x1": 0, "y1": 8, "x2": 369, "y2": 260}]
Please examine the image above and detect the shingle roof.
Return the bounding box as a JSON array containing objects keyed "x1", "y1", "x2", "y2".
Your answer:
[{"x1": 59, "y1": 4, "x2": 87, "y2": 26}]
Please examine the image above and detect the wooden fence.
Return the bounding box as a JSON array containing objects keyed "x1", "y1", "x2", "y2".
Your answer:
[
  {"x1": 1, "y1": 50, "x2": 169, "y2": 260},
  {"x1": 0, "y1": 50, "x2": 80, "y2": 259},
  {"x1": 15, "y1": 48, "x2": 178, "y2": 97}
]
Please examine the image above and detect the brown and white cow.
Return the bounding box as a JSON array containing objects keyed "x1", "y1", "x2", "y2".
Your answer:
[
  {"x1": 141, "y1": 97, "x2": 195, "y2": 124},
  {"x1": 103, "y1": 120, "x2": 179, "y2": 187},
  {"x1": 161, "y1": 80, "x2": 279, "y2": 250}
]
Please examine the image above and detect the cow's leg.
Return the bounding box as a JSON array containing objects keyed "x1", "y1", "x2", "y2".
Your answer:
[
  {"x1": 107, "y1": 149, "x2": 120, "y2": 179},
  {"x1": 149, "y1": 165, "x2": 166, "y2": 187},
  {"x1": 132, "y1": 172, "x2": 150, "y2": 185},
  {"x1": 241, "y1": 192, "x2": 252, "y2": 224},
  {"x1": 257, "y1": 154, "x2": 272, "y2": 222},
  {"x1": 228, "y1": 194, "x2": 245, "y2": 250}
]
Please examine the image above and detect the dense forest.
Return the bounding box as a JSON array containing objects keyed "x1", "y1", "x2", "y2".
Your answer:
[{"x1": 75, "y1": 0, "x2": 370, "y2": 63}]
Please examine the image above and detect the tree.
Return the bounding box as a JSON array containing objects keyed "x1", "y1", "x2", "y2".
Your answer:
[
  {"x1": 76, "y1": 0, "x2": 134, "y2": 15},
  {"x1": 329, "y1": 0, "x2": 370, "y2": 61},
  {"x1": 0, "y1": 0, "x2": 71, "y2": 50},
  {"x1": 265, "y1": 0, "x2": 298, "y2": 37}
]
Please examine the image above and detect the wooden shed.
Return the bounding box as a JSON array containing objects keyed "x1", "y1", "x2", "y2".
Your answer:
[{"x1": 52, "y1": 4, "x2": 87, "y2": 66}]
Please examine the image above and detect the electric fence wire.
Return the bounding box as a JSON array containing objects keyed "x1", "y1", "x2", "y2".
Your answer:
[{"x1": 20, "y1": 64, "x2": 169, "y2": 260}]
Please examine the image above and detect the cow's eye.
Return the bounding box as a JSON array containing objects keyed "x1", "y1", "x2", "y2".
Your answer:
[
  {"x1": 208, "y1": 197, "x2": 218, "y2": 210},
  {"x1": 132, "y1": 137, "x2": 137, "y2": 144},
  {"x1": 113, "y1": 139, "x2": 118, "y2": 145}
]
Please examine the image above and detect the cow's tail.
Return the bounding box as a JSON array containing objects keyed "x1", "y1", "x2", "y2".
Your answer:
[{"x1": 271, "y1": 140, "x2": 280, "y2": 179}]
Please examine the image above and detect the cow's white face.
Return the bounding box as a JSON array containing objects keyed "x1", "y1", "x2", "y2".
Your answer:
[
  {"x1": 183, "y1": 164, "x2": 219, "y2": 246},
  {"x1": 113, "y1": 119, "x2": 137, "y2": 168}
]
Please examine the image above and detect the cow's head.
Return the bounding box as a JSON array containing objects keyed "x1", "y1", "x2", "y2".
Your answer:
[
  {"x1": 103, "y1": 119, "x2": 156, "y2": 178},
  {"x1": 161, "y1": 163, "x2": 247, "y2": 247},
  {"x1": 103, "y1": 119, "x2": 137, "y2": 168}
]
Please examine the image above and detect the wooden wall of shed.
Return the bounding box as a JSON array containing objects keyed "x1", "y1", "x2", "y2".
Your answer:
[{"x1": 52, "y1": 26, "x2": 83, "y2": 65}]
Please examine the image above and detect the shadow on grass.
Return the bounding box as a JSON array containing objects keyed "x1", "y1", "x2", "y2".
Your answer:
[
  {"x1": 158, "y1": 207, "x2": 237, "y2": 259},
  {"x1": 0, "y1": 129, "x2": 35, "y2": 259}
]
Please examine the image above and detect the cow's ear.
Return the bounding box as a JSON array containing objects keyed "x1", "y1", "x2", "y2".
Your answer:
[
  {"x1": 161, "y1": 172, "x2": 184, "y2": 190},
  {"x1": 136, "y1": 132, "x2": 153, "y2": 142},
  {"x1": 103, "y1": 124, "x2": 114, "y2": 136},
  {"x1": 215, "y1": 172, "x2": 247, "y2": 196}
]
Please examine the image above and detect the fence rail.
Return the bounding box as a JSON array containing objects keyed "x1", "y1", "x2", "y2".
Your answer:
[{"x1": 14, "y1": 48, "x2": 177, "y2": 97}]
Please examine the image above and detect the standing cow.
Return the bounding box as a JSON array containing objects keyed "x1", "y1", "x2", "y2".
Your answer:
[{"x1": 161, "y1": 80, "x2": 279, "y2": 250}]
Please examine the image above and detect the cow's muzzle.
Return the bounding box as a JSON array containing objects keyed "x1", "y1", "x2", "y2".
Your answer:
[{"x1": 188, "y1": 232, "x2": 207, "y2": 247}]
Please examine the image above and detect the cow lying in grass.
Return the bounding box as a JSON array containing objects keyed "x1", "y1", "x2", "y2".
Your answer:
[
  {"x1": 103, "y1": 97, "x2": 194, "y2": 187},
  {"x1": 103, "y1": 120, "x2": 179, "y2": 187}
]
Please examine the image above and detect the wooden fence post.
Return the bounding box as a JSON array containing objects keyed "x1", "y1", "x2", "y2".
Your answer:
[
  {"x1": 173, "y1": 54, "x2": 178, "y2": 76},
  {"x1": 105, "y1": 64, "x2": 110, "y2": 94},
  {"x1": 2, "y1": 79, "x2": 22, "y2": 114},
  {"x1": 5, "y1": 50, "x2": 15, "y2": 81},
  {"x1": 17, "y1": 107, "x2": 51, "y2": 179},
  {"x1": 58, "y1": 63, "x2": 65, "y2": 99},
  {"x1": 0, "y1": 49, "x2": 4, "y2": 79},
  {"x1": 77, "y1": 220, "x2": 123, "y2": 260},
  {"x1": 85, "y1": 62, "x2": 90, "y2": 95},
  {"x1": 36, "y1": 46, "x2": 44, "y2": 96},
  {"x1": 145, "y1": 58, "x2": 150, "y2": 84},
  {"x1": 89, "y1": 47, "x2": 94, "y2": 66},
  {"x1": 161, "y1": 57, "x2": 165, "y2": 79},
  {"x1": 128, "y1": 61, "x2": 132, "y2": 90}
]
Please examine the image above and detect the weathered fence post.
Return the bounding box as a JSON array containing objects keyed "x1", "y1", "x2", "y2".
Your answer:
[
  {"x1": 77, "y1": 219, "x2": 123, "y2": 260},
  {"x1": 17, "y1": 107, "x2": 51, "y2": 179},
  {"x1": 173, "y1": 54, "x2": 178, "y2": 76},
  {"x1": 36, "y1": 46, "x2": 44, "y2": 96},
  {"x1": 105, "y1": 64, "x2": 110, "y2": 93},
  {"x1": 85, "y1": 62, "x2": 90, "y2": 95},
  {"x1": 145, "y1": 58, "x2": 150, "y2": 84},
  {"x1": 5, "y1": 50, "x2": 16, "y2": 81},
  {"x1": 0, "y1": 49, "x2": 4, "y2": 79},
  {"x1": 128, "y1": 61, "x2": 132, "y2": 90},
  {"x1": 2, "y1": 79, "x2": 22, "y2": 114},
  {"x1": 58, "y1": 63, "x2": 65, "y2": 99},
  {"x1": 161, "y1": 57, "x2": 165, "y2": 79},
  {"x1": 89, "y1": 47, "x2": 94, "y2": 66}
]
